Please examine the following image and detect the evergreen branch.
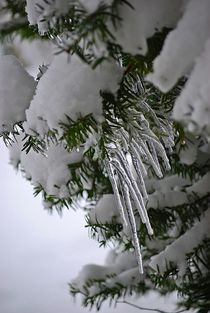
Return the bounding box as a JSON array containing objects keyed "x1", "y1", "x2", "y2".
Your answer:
[
  {"x1": 0, "y1": 16, "x2": 35, "y2": 39},
  {"x1": 117, "y1": 300, "x2": 186, "y2": 313},
  {"x1": 0, "y1": 16, "x2": 28, "y2": 32}
]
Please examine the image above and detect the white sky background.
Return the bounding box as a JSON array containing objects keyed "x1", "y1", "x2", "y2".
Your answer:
[{"x1": 0, "y1": 141, "x2": 178, "y2": 313}]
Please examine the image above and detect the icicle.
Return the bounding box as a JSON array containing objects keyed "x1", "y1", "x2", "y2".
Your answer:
[
  {"x1": 147, "y1": 141, "x2": 162, "y2": 174},
  {"x1": 119, "y1": 129, "x2": 129, "y2": 152},
  {"x1": 113, "y1": 136, "x2": 153, "y2": 234},
  {"x1": 141, "y1": 100, "x2": 160, "y2": 126},
  {"x1": 104, "y1": 158, "x2": 128, "y2": 227},
  {"x1": 136, "y1": 75, "x2": 145, "y2": 94},
  {"x1": 120, "y1": 128, "x2": 148, "y2": 177},
  {"x1": 130, "y1": 149, "x2": 148, "y2": 199},
  {"x1": 111, "y1": 157, "x2": 147, "y2": 225},
  {"x1": 135, "y1": 139, "x2": 163, "y2": 178},
  {"x1": 115, "y1": 150, "x2": 148, "y2": 216},
  {"x1": 122, "y1": 182, "x2": 144, "y2": 274},
  {"x1": 160, "y1": 123, "x2": 175, "y2": 151},
  {"x1": 142, "y1": 133, "x2": 171, "y2": 171},
  {"x1": 130, "y1": 143, "x2": 148, "y2": 178},
  {"x1": 111, "y1": 156, "x2": 153, "y2": 236}
]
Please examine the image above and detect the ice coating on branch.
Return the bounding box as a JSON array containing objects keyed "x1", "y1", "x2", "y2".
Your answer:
[
  {"x1": 103, "y1": 88, "x2": 174, "y2": 273},
  {"x1": 0, "y1": 55, "x2": 36, "y2": 133},
  {"x1": 149, "y1": 208, "x2": 210, "y2": 274},
  {"x1": 173, "y1": 38, "x2": 210, "y2": 133},
  {"x1": 25, "y1": 0, "x2": 71, "y2": 34},
  {"x1": 24, "y1": 53, "x2": 122, "y2": 136},
  {"x1": 114, "y1": 0, "x2": 183, "y2": 55},
  {"x1": 9, "y1": 135, "x2": 84, "y2": 198},
  {"x1": 147, "y1": 0, "x2": 210, "y2": 92}
]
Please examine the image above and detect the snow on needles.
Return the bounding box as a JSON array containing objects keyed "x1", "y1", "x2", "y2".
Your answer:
[
  {"x1": 149, "y1": 208, "x2": 210, "y2": 275},
  {"x1": 0, "y1": 55, "x2": 36, "y2": 133},
  {"x1": 9, "y1": 134, "x2": 84, "y2": 199},
  {"x1": 24, "y1": 53, "x2": 122, "y2": 136},
  {"x1": 147, "y1": 0, "x2": 210, "y2": 92},
  {"x1": 173, "y1": 38, "x2": 210, "y2": 133},
  {"x1": 72, "y1": 250, "x2": 140, "y2": 295},
  {"x1": 26, "y1": 0, "x2": 113, "y2": 33},
  {"x1": 26, "y1": 0, "x2": 71, "y2": 34},
  {"x1": 113, "y1": 0, "x2": 183, "y2": 55},
  {"x1": 88, "y1": 194, "x2": 120, "y2": 224},
  {"x1": 147, "y1": 0, "x2": 210, "y2": 135}
]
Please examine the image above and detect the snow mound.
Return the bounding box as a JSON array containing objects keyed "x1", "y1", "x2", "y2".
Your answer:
[
  {"x1": 113, "y1": 0, "x2": 183, "y2": 55},
  {"x1": 0, "y1": 55, "x2": 36, "y2": 133},
  {"x1": 26, "y1": 0, "x2": 71, "y2": 34},
  {"x1": 71, "y1": 250, "x2": 139, "y2": 295},
  {"x1": 147, "y1": 0, "x2": 210, "y2": 92},
  {"x1": 173, "y1": 38, "x2": 210, "y2": 133},
  {"x1": 24, "y1": 53, "x2": 122, "y2": 136},
  {"x1": 149, "y1": 208, "x2": 210, "y2": 275},
  {"x1": 89, "y1": 194, "x2": 119, "y2": 224},
  {"x1": 9, "y1": 135, "x2": 84, "y2": 198}
]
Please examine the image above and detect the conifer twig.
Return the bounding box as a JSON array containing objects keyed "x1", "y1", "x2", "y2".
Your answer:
[{"x1": 117, "y1": 300, "x2": 186, "y2": 313}]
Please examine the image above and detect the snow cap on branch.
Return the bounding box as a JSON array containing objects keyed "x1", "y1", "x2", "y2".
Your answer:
[
  {"x1": 9, "y1": 135, "x2": 84, "y2": 198},
  {"x1": 24, "y1": 53, "x2": 122, "y2": 136},
  {"x1": 71, "y1": 250, "x2": 139, "y2": 295},
  {"x1": 0, "y1": 55, "x2": 36, "y2": 133},
  {"x1": 114, "y1": 0, "x2": 183, "y2": 55},
  {"x1": 149, "y1": 208, "x2": 210, "y2": 274},
  {"x1": 26, "y1": 0, "x2": 71, "y2": 34},
  {"x1": 89, "y1": 194, "x2": 120, "y2": 224},
  {"x1": 173, "y1": 38, "x2": 210, "y2": 133},
  {"x1": 147, "y1": 0, "x2": 210, "y2": 92}
]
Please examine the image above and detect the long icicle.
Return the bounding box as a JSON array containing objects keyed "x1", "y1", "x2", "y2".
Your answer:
[
  {"x1": 130, "y1": 142, "x2": 148, "y2": 178},
  {"x1": 130, "y1": 149, "x2": 148, "y2": 199},
  {"x1": 104, "y1": 158, "x2": 128, "y2": 227},
  {"x1": 134, "y1": 139, "x2": 163, "y2": 178},
  {"x1": 111, "y1": 158, "x2": 147, "y2": 225},
  {"x1": 120, "y1": 128, "x2": 148, "y2": 178},
  {"x1": 115, "y1": 150, "x2": 147, "y2": 215},
  {"x1": 121, "y1": 181, "x2": 143, "y2": 274},
  {"x1": 115, "y1": 151, "x2": 153, "y2": 236},
  {"x1": 144, "y1": 134, "x2": 171, "y2": 171},
  {"x1": 147, "y1": 141, "x2": 162, "y2": 174}
]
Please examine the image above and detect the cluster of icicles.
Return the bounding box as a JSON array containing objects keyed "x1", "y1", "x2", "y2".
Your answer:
[{"x1": 105, "y1": 103, "x2": 173, "y2": 274}]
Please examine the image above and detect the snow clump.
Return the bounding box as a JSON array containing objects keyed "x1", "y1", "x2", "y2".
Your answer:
[
  {"x1": 9, "y1": 134, "x2": 84, "y2": 198},
  {"x1": 113, "y1": 0, "x2": 183, "y2": 55},
  {"x1": 0, "y1": 55, "x2": 36, "y2": 133},
  {"x1": 24, "y1": 53, "x2": 122, "y2": 136},
  {"x1": 25, "y1": 0, "x2": 71, "y2": 34},
  {"x1": 146, "y1": 0, "x2": 210, "y2": 135}
]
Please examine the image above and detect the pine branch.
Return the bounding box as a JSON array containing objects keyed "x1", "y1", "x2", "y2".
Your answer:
[
  {"x1": 117, "y1": 300, "x2": 186, "y2": 313},
  {"x1": 0, "y1": 16, "x2": 27, "y2": 31},
  {"x1": 0, "y1": 16, "x2": 33, "y2": 39}
]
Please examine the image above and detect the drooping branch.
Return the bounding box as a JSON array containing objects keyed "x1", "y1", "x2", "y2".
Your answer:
[{"x1": 117, "y1": 300, "x2": 186, "y2": 313}]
